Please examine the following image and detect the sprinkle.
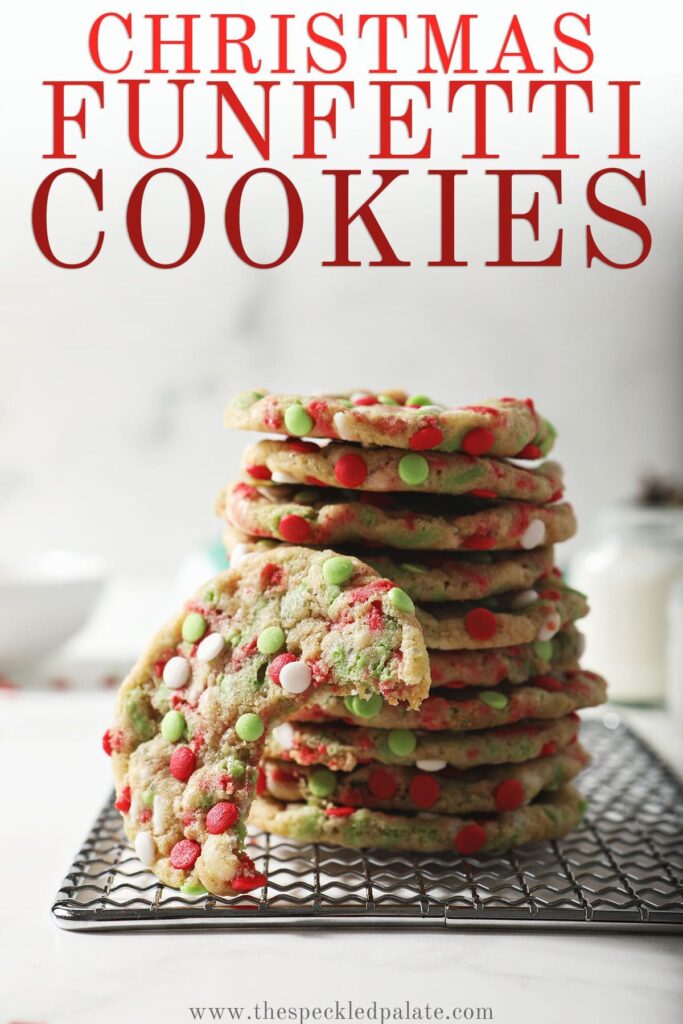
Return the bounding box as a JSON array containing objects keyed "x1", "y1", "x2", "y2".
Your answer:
[
  {"x1": 368, "y1": 768, "x2": 398, "y2": 799},
  {"x1": 161, "y1": 710, "x2": 186, "y2": 742},
  {"x1": 464, "y1": 607, "x2": 497, "y2": 641},
  {"x1": 170, "y1": 745, "x2": 197, "y2": 782},
  {"x1": 520, "y1": 519, "x2": 546, "y2": 549},
  {"x1": 278, "y1": 514, "x2": 312, "y2": 542},
  {"x1": 454, "y1": 823, "x2": 486, "y2": 855},
  {"x1": 196, "y1": 633, "x2": 225, "y2": 663},
  {"x1": 182, "y1": 613, "x2": 207, "y2": 643},
  {"x1": 479, "y1": 690, "x2": 508, "y2": 710},
  {"x1": 235, "y1": 713, "x2": 264, "y2": 742},
  {"x1": 163, "y1": 656, "x2": 191, "y2": 690},
  {"x1": 206, "y1": 801, "x2": 239, "y2": 834},
  {"x1": 510, "y1": 589, "x2": 539, "y2": 610},
  {"x1": 398, "y1": 453, "x2": 429, "y2": 486},
  {"x1": 134, "y1": 831, "x2": 156, "y2": 867},
  {"x1": 408, "y1": 774, "x2": 440, "y2": 809},
  {"x1": 169, "y1": 838, "x2": 201, "y2": 871},
  {"x1": 409, "y1": 425, "x2": 444, "y2": 450},
  {"x1": 494, "y1": 778, "x2": 525, "y2": 811},
  {"x1": 388, "y1": 587, "x2": 415, "y2": 614},
  {"x1": 272, "y1": 722, "x2": 295, "y2": 750},
  {"x1": 387, "y1": 729, "x2": 417, "y2": 757},
  {"x1": 257, "y1": 625, "x2": 285, "y2": 655},
  {"x1": 309, "y1": 767, "x2": 337, "y2": 797},
  {"x1": 462, "y1": 427, "x2": 494, "y2": 456},
  {"x1": 334, "y1": 453, "x2": 368, "y2": 488},
  {"x1": 284, "y1": 404, "x2": 313, "y2": 436},
  {"x1": 279, "y1": 660, "x2": 312, "y2": 694},
  {"x1": 323, "y1": 555, "x2": 354, "y2": 585}
]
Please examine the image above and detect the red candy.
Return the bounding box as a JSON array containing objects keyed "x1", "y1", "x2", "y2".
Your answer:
[
  {"x1": 169, "y1": 838, "x2": 201, "y2": 870},
  {"x1": 102, "y1": 730, "x2": 113, "y2": 756},
  {"x1": 324, "y1": 806, "x2": 355, "y2": 817},
  {"x1": 286, "y1": 439, "x2": 318, "y2": 453},
  {"x1": 535, "y1": 675, "x2": 564, "y2": 693},
  {"x1": 268, "y1": 652, "x2": 298, "y2": 685},
  {"x1": 470, "y1": 488, "x2": 498, "y2": 499},
  {"x1": 170, "y1": 745, "x2": 197, "y2": 782},
  {"x1": 494, "y1": 778, "x2": 525, "y2": 812},
  {"x1": 206, "y1": 801, "x2": 239, "y2": 834},
  {"x1": 463, "y1": 531, "x2": 496, "y2": 550},
  {"x1": 540, "y1": 740, "x2": 557, "y2": 757},
  {"x1": 232, "y1": 871, "x2": 267, "y2": 893},
  {"x1": 115, "y1": 786, "x2": 131, "y2": 813},
  {"x1": 462, "y1": 427, "x2": 494, "y2": 456},
  {"x1": 409, "y1": 425, "x2": 444, "y2": 451},
  {"x1": 278, "y1": 514, "x2": 312, "y2": 542},
  {"x1": 517, "y1": 444, "x2": 541, "y2": 459},
  {"x1": 454, "y1": 822, "x2": 486, "y2": 855},
  {"x1": 353, "y1": 394, "x2": 378, "y2": 406},
  {"x1": 368, "y1": 768, "x2": 398, "y2": 800},
  {"x1": 256, "y1": 766, "x2": 266, "y2": 796},
  {"x1": 408, "y1": 774, "x2": 440, "y2": 810},
  {"x1": 334, "y1": 453, "x2": 368, "y2": 488},
  {"x1": 465, "y1": 607, "x2": 497, "y2": 641},
  {"x1": 246, "y1": 463, "x2": 272, "y2": 481}
]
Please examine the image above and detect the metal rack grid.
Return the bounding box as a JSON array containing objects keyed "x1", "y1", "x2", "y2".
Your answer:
[{"x1": 51, "y1": 720, "x2": 683, "y2": 932}]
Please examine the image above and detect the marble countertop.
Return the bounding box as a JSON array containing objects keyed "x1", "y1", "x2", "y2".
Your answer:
[{"x1": 1, "y1": 688, "x2": 682, "y2": 1024}]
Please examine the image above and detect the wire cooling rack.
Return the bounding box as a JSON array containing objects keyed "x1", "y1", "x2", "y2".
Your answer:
[{"x1": 51, "y1": 719, "x2": 683, "y2": 932}]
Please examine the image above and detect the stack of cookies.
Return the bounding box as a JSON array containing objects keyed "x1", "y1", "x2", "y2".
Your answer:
[{"x1": 217, "y1": 390, "x2": 607, "y2": 856}]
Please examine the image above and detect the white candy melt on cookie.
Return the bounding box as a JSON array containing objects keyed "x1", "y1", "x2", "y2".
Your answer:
[
  {"x1": 333, "y1": 411, "x2": 354, "y2": 441},
  {"x1": 520, "y1": 519, "x2": 546, "y2": 549},
  {"x1": 196, "y1": 633, "x2": 225, "y2": 662},
  {"x1": 538, "y1": 611, "x2": 562, "y2": 641},
  {"x1": 273, "y1": 722, "x2": 295, "y2": 750},
  {"x1": 510, "y1": 588, "x2": 539, "y2": 610},
  {"x1": 152, "y1": 795, "x2": 169, "y2": 835},
  {"x1": 163, "y1": 656, "x2": 190, "y2": 689},
  {"x1": 135, "y1": 831, "x2": 156, "y2": 866},
  {"x1": 279, "y1": 660, "x2": 312, "y2": 694},
  {"x1": 415, "y1": 759, "x2": 447, "y2": 772}
]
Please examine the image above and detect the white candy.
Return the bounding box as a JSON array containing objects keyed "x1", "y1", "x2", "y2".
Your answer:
[
  {"x1": 134, "y1": 831, "x2": 156, "y2": 867},
  {"x1": 272, "y1": 471, "x2": 298, "y2": 484},
  {"x1": 257, "y1": 487, "x2": 279, "y2": 503},
  {"x1": 152, "y1": 795, "x2": 168, "y2": 835},
  {"x1": 196, "y1": 632, "x2": 225, "y2": 663},
  {"x1": 279, "y1": 660, "x2": 312, "y2": 694},
  {"x1": 230, "y1": 543, "x2": 251, "y2": 568},
  {"x1": 537, "y1": 611, "x2": 561, "y2": 642},
  {"x1": 415, "y1": 758, "x2": 447, "y2": 772},
  {"x1": 333, "y1": 411, "x2": 354, "y2": 441},
  {"x1": 272, "y1": 722, "x2": 295, "y2": 750},
  {"x1": 163, "y1": 656, "x2": 190, "y2": 689},
  {"x1": 520, "y1": 519, "x2": 546, "y2": 550},
  {"x1": 510, "y1": 588, "x2": 539, "y2": 610}
]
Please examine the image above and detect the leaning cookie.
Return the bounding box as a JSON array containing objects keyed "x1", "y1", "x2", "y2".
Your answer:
[
  {"x1": 262, "y1": 742, "x2": 590, "y2": 815},
  {"x1": 266, "y1": 714, "x2": 580, "y2": 772},
  {"x1": 291, "y1": 670, "x2": 607, "y2": 732},
  {"x1": 243, "y1": 439, "x2": 564, "y2": 503},
  {"x1": 249, "y1": 784, "x2": 584, "y2": 854},
  {"x1": 103, "y1": 547, "x2": 430, "y2": 896},
  {"x1": 224, "y1": 526, "x2": 557, "y2": 605},
  {"x1": 218, "y1": 482, "x2": 576, "y2": 552},
  {"x1": 417, "y1": 583, "x2": 587, "y2": 651},
  {"x1": 226, "y1": 391, "x2": 555, "y2": 458}
]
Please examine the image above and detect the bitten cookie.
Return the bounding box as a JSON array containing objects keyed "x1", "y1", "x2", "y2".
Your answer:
[
  {"x1": 226, "y1": 391, "x2": 555, "y2": 457},
  {"x1": 104, "y1": 547, "x2": 429, "y2": 896}
]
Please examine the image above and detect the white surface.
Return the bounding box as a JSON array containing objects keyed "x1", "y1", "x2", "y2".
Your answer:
[{"x1": 0, "y1": 690, "x2": 681, "y2": 1024}]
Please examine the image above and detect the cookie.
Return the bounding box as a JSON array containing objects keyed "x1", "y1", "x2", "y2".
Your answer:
[
  {"x1": 262, "y1": 742, "x2": 589, "y2": 815},
  {"x1": 429, "y1": 626, "x2": 583, "y2": 688},
  {"x1": 218, "y1": 481, "x2": 576, "y2": 552},
  {"x1": 265, "y1": 714, "x2": 580, "y2": 772},
  {"x1": 224, "y1": 525, "x2": 557, "y2": 604},
  {"x1": 417, "y1": 583, "x2": 587, "y2": 650},
  {"x1": 226, "y1": 391, "x2": 555, "y2": 457},
  {"x1": 249, "y1": 784, "x2": 584, "y2": 853},
  {"x1": 103, "y1": 547, "x2": 430, "y2": 896},
  {"x1": 243, "y1": 439, "x2": 564, "y2": 502},
  {"x1": 291, "y1": 670, "x2": 606, "y2": 731}
]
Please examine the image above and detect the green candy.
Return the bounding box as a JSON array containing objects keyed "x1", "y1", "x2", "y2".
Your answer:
[
  {"x1": 344, "y1": 696, "x2": 357, "y2": 714},
  {"x1": 479, "y1": 690, "x2": 509, "y2": 710},
  {"x1": 400, "y1": 562, "x2": 428, "y2": 574},
  {"x1": 351, "y1": 694, "x2": 384, "y2": 719},
  {"x1": 236, "y1": 713, "x2": 264, "y2": 742},
  {"x1": 233, "y1": 390, "x2": 265, "y2": 409},
  {"x1": 181, "y1": 880, "x2": 208, "y2": 896},
  {"x1": 284, "y1": 403, "x2": 313, "y2": 436},
  {"x1": 533, "y1": 640, "x2": 553, "y2": 661},
  {"x1": 142, "y1": 788, "x2": 155, "y2": 809},
  {"x1": 309, "y1": 767, "x2": 337, "y2": 797},
  {"x1": 398, "y1": 453, "x2": 429, "y2": 486},
  {"x1": 323, "y1": 555, "x2": 354, "y2": 586},
  {"x1": 182, "y1": 612, "x2": 207, "y2": 643},
  {"x1": 377, "y1": 394, "x2": 398, "y2": 405},
  {"x1": 387, "y1": 729, "x2": 417, "y2": 756},
  {"x1": 257, "y1": 625, "x2": 285, "y2": 655},
  {"x1": 224, "y1": 755, "x2": 246, "y2": 780},
  {"x1": 407, "y1": 394, "x2": 433, "y2": 407},
  {"x1": 388, "y1": 587, "x2": 415, "y2": 615},
  {"x1": 160, "y1": 710, "x2": 185, "y2": 743}
]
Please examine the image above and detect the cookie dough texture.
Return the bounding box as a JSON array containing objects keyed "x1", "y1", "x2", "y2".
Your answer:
[
  {"x1": 250, "y1": 784, "x2": 584, "y2": 853},
  {"x1": 226, "y1": 391, "x2": 555, "y2": 457}
]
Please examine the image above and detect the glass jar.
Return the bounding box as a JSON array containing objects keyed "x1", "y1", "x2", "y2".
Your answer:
[{"x1": 569, "y1": 505, "x2": 683, "y2": 705}]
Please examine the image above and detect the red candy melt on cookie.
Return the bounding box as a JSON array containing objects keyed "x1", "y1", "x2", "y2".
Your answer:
[
  {"x1": 494, "y1": 778, "x2": 525, "y2": 812},
  {"x1": 462, "y1": 428, "x2": 495, "y2": 456},
  {"x1": 454, "y1": 822, "x2": 486, "y2": 855},
  {"x1": 369, "y1": 768, "x2": 398, "y2": 800},
  {"x1": 169, "y1": 839, "x2": 201, "y2": 870},
  {"x1": 409, "y1": 425, "x2": 444, "y2": 450},
  {"x1": 268, "y1": 652, "x2": 298, "y2": 685},
  {"x1": 115, "y1": 786, "x2": 131, "y2": 813},
  {"x1": 206, "y1": 801, "x2": 239, "y2": 834},
  {"x1": 278, "y1": 514, "x2": 312, "y2": 542},
  {"x1": 464, "y1": 607, "x2": 498, "y2": 641},
  {"x1": 334, "y1": 453, "x2": 368, "y2": 488},
  {"x1": 325, "y1": 806, "x2": 355, "y2": 817},
  {"x1": 408, "y1": 774, "x2": 440, "y2": 810},
  {"x1": 170, "y1": 746, "x2": 197, "y2": 782},
  {"x1": 246, "y1": 464, "x2": 272, "y2": 481}
]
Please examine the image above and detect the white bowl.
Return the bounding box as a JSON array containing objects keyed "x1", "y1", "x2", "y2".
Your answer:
[{"x1": 0, "y1": 551, "x2": 107, "y2": 663}]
